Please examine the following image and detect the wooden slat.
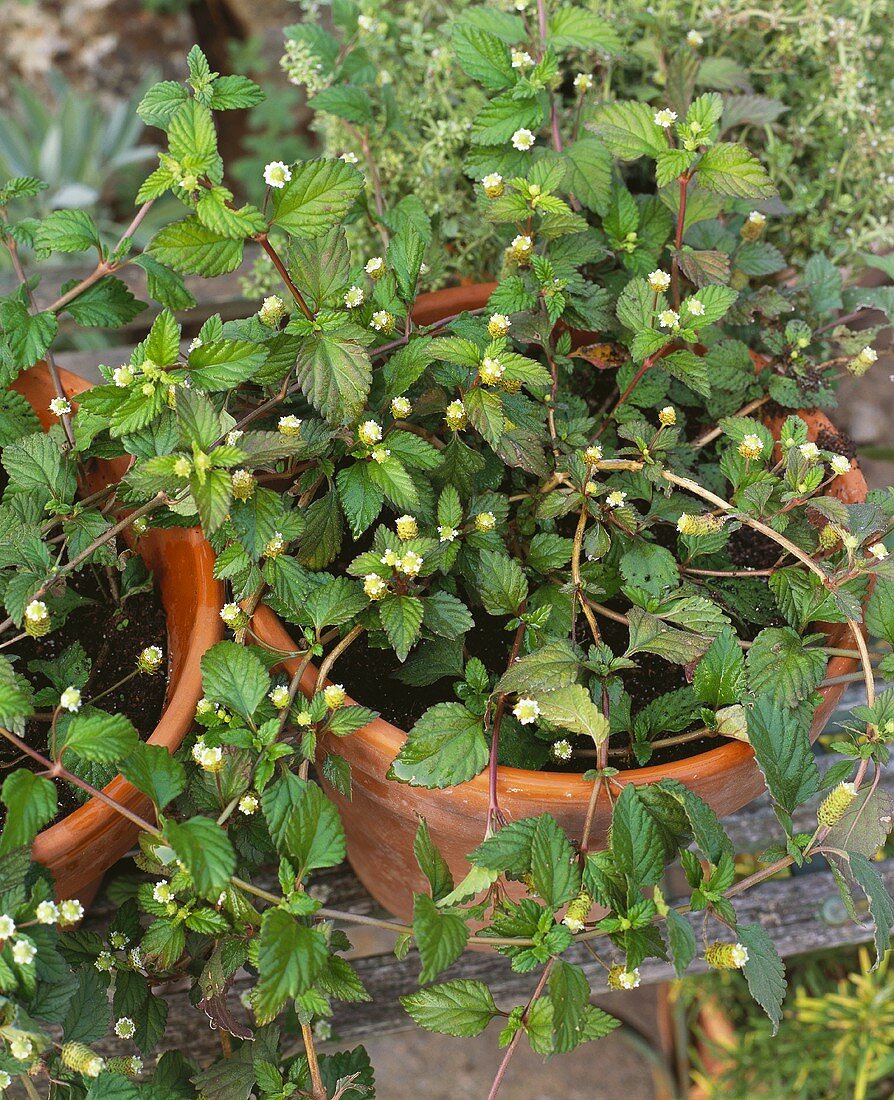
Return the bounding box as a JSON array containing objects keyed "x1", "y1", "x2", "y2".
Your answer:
[{"x1": 146, "y1": 859, "x2": 892, "y2": 1051}]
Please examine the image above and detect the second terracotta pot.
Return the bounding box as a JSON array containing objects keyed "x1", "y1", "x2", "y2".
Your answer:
[
  {"x1": 251, "y1": 284, "x2": 867, "y2": 921},
  {"x1": 11, "y1": 364, "x2": 224, "y2": 903}
]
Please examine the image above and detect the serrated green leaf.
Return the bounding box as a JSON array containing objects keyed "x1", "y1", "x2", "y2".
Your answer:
[
  {"x1": 390, "y1": 703, "x2": 488, "y2": 788},
  {"x1": 165, "y1": 816, "x2": 236, "y2": 897},
  {"x1": 413, "y1": 893, "x2": 469, "y2": 983},
  {"x1": 747, "y1": 695, "x2": 820, "y2": 820},
  {"x1": 401, "y1": 980, "x2": 498, "y2": 1036},
  {"x1": 271, "y1": 158, "x2": 364, "y2": 237},
  {"x1": 201, "y1": 641, "x2": 269, "y2": 718}
]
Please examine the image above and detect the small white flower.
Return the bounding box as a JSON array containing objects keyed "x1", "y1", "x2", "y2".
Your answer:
[
  {"x1": 381, "y1": 548, "x2": 400, "y2": 567},
  {"x1": 573, "y1": 72, "x2": 594, "y2": 93},
  {"x1": 616, "y1": 968, "x2": 641, "y2": 989},
  {"x1": 738, "y1": 434, "x2": 765, "y2": 459},
  {"x1": 479, "y1": 356, "x2": 504, "y2": 385},
  {"x1": 109, "y1": 931, "x2": 129, "y2": 949},
  {"x1": 371, "y1": 447, "x2": 391, "y2": 464},
  {"x1": 10, "y1": 1036, "x2": 32, "y2": 1062},
  {"x1": 340, "y1": 150, "x2": 359, "y2": 164},
  {"x1": 59, "y1": 899, "x2": 84, "y2": 924},
  {"x1": 363, "y1": 573, "x2": 389, "y2": 600},
  {"x1": 35, "y1": 900, "x2": 59, "y2": 925},
  {"x1": 115, "y1": 1017, "x2": 136, "y2": 1039},
  {"x1": 647, "y1": 269, "x2": 671, "y2": 292},
  {"x1": 188, "y1": 337, "x2": 203, "y2": 353},
  {"x1": 552, "y1": 739, "x2": 572, "y2": 761},
  {"x1": 391, "y1": 396, "x2": 412, "y2": 419},
  {"x1": 658, "y1": 309, "x2": 680, "y2": 329},
  {"x1": 687, "y1": 298, "x2": 706, "y2": 317},
  {"x1": 220, "y1": 603, "x2": 244, "y2": 627},
  {"x1": 365, "y1": 256, "x2": 385, "y2": 279},
  {"x1": 830, "y1": 454, "x2": 852, "y2": 476},
  {"x1": 357, "y1": 13, "x2": 383, "y2": 33},
  {"x1": 113, "y1": 366, "x2": 134, "y2": 387},
  {"x1": 475, "y1": 511, "x2": 496, "y2": 532},
  {"x1": 513, "y1": 697, "x2": 541, "y2": 725},
  {"x1": 747, "y1": 210, "x2": 767, "y2": 225},
  {"x1": 12, "y1": 939, "x2": 36, "y2": 966},
  {"x1": 193, "y1": 740, "x2": 224, "y2": 773},
  {"x1": 730, "y1": 943, "x2": 749, "y2": 968},
  {"x1": 438, "y1": 525, "x2": 458, "y2": 543},
  {"x1": 445, "y1": 400, "x2": 466, "y2": 430},
  {"x1": 152, "y1": 882, "x2": 174, "y2": 904},
  {"x1": 0, "y1": 1070, "x2": 10, "y2": 1088},
  {"x1": 226, "y1": 429, "x2": 243, "y2": 446},
  {"x1": 358, "y1": 419, "x2": 383, "y2": 445},
  {"x1": 510, "y1": 234, "x2": 533, "y2": 255},
  {"x1": 511, "y1": 50, "x2": 535, "y2": 70},
  {"x1": 344, "y1": 285, "x2": 365, "y2": 308},
  {"x1": 488, "y1": 313, "x2": 511, "y2": 338},
  {"x1": 584, "y1": 443, "x2": 603, "y2": 464},
  {"x1": 606, "y1": 490, "x2": 627, "y2": 508},
  {"x1": 24, "y1": 600, "x2": 49, "y2": 624},
  {"x1": 263, "y1": 161, "x2": 292, "y2": 188},
  {"x1": 869, "y1": 542, "x2": 890, "y2": 561},
  {"x1": 370, "y1": 309, "x2": 394, "y2": 333},
  {"x1": 859, "y1": 346, "x2": 878, "y2": 365},
  {"x1": 264, "y1": 532, "x2": 286, "y2": 558},
  {"x1": 278, "y1": 414, "x2": 302, "y2": 436},
  {"x1": 0, "y1": 915, "x2": 15, "y2": 938},
  {"x1": 659, "y1": 406, "x2": 677, "y2": 426},
  {"x1": 323, "y1": 684, "x2": 347, "y2": 709},
  {"x1": 94, "y1": 950, "x2": 114, "y2": 972},
  {"x1": 511, "y1": 128, "x2": 536, "y2": 151},
  {"x1": 137, "y1": 645, "x2": 164, "y2": 674},
  {"x1": 798, "y1": 441, "x2": 821, "y2": 463},
  {"x1": 397, "y1": 550, "x2": 424, "y2": 576},
  {"x1": 653, "y1": 108, "x2": 678, "y2": 128},
  {"x1": 481, "y1": 172, "x2": 504, "y2": 198},
  {"x1": 49, "y1": 397, "x2": 72, "y2": 416},
  {"x1": 60, "y1": 686, "x2": 82, "y2": 712},
  {"x1": 686, "y1": 29, "x2": 704, "y2": 47},
  {"x1": 129, "y1": 947, "x2": 143, "y2": 969},
  {"x1": 239, "y1": 794, "x2": 259, "y2": 815},
  {"x1": 269, "y1": 685, "x2": 291, "y2": 709},
  {"x1": 258, "y1": 295, "x2": 287, "y2": 326}
]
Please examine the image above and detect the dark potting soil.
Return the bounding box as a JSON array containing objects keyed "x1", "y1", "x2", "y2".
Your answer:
[
  {"x1": 726, "y1": 525, "x2": 782, "y2": 570},
  {"x1": 334, "y1": 604, "x2": 712, "y2": 773},
  {"x1": 815, "y1": 426, "x2": 859, "y2": 462},
  {"x1": 0, "y1": 572, "x2": 168, "y2": 826}
]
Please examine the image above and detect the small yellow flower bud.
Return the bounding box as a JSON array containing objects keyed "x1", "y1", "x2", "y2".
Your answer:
[
  {"x1": 819, "y1": 524, "x2": 839, "y2": 549},
  {"x1": 323, "y1": 684, "x2": 347, "y2": 709},
  {"x1": 508, "y1": 234, "x2": 534, "y2": 265},
  {"x1": 479, "y1": 357, "x2": 504, "y2": 385},
  {"x1": 704, "y1": 941, "x2": 749, "y2": 970},
  {"x1": 258, "y1": 295, "x2": 287, "y2": 327},
  {"x1": 740, "y1": 210, "x2": 767, "y2": 241},
  {"x1": 105, "y1": 1056, "x2": 143, "y2": 1077},
  {"x1": 475, "y1": 511, "x2": 496, "y2": 532},
  {"x1": 391, "y1": 396, "x2": 412, "y2": 419},
  {"x1": 848, "y1": 346, "x2": 878, "y2": 376},
  {"x1": 562, "y1": 891, "x2": 592, "y2": 933},
  {"x1": 658, "y1": 405, "x2": 676, "y2": 426},
  {"x1": 817, "y1": 781, "x2": 857, "y2": 827},
  {"x1": 61, "y1": 1042, "x2": 105, "y2": 1078},
  {"x1": 445, "y1": 400, "x2": 467, "y2": 431},
  {"x1": 357, "y1": 420, "x2": 383, "y2": 446},
  {"x1": 487, "y1": 313, "x2": 511, "y2": 338},
  {"x1": 231, "y1": 469, "x2": 256, "y2": 500},
  {"x1": 396, "y1": 515, "x2": 418, "y2": 540},
  {"x1": 607, "y1": 965, "x2": 641, "y2": 989}
]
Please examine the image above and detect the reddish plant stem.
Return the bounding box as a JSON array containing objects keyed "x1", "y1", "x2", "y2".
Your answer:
[
  {"x1": 485, "y1": 612, "x2": 528, "y2": 837},
  {"x1": 487, "y1": 960, "x2": 555, "y2": 1100},
  {"x1": 254, "y1": 233, "x2": 313, "y2": 320},
  {"x1": 671, "y1": 172, "x2": 691, "y2": 309},
  {"x1": 46, "y1": 201, "x2": 155, "y2": 315}
]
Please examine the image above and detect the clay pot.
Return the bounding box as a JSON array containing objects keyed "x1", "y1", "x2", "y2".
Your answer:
[
  {"x1": 250, "y1": 285, "x2": 868, "y2": 921},
  {"x1": 10, "y1": 364, "x2": 224, "y2": 903}
]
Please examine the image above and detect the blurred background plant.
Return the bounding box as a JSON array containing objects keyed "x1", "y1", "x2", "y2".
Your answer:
[
  {"x1": 675, "y1": 946, "x2": 894, "y2": 1099},
  {"x1": 605, "y1": 0, "x2": 894, "y2": 267},
  {"x1": 0, "y1": 72, "x2": 176, "y2": 251}
]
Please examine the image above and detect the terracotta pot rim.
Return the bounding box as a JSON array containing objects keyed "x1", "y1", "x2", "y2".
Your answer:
[{"x1": 251, "y1": 280, "x2": 867, "y2": 800}]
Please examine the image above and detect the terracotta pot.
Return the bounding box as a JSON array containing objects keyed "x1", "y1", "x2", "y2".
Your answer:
[
  {"x1": 250, "y1": 285, "x2": 868, "y2": 921},
  {"x1": 10, "y1": 364, "x2": 224, "y2": 903}
]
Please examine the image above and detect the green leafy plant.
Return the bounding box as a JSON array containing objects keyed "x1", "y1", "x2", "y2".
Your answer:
[{"x1": 1, "y1": 12, "x2": 893, "y2": 1098}]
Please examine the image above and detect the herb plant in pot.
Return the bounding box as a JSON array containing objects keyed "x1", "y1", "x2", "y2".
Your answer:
[
  {"x1": 2, "y1": 25, "x2": 894, "y2": 1097},
  {"x1": 0, "y1": 183, "x2": 224, "y2": 904}
]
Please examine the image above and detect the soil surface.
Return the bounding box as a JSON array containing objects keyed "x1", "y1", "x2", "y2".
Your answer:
[{"x1": 0, "y1": 572, "x2": 168, "y2": 825}]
